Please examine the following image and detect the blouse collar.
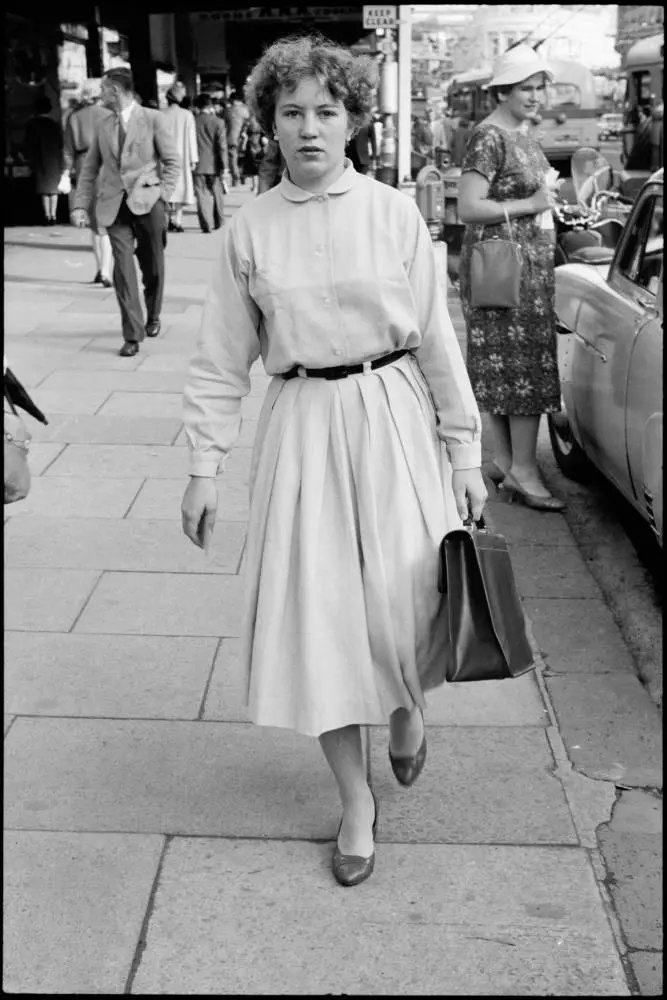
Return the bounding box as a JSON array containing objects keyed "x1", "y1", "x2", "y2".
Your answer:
[{"x1": 279, "y1": 159, "x2": 358, "y2": 202}]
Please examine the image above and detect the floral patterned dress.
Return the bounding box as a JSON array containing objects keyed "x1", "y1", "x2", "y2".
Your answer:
[{"x1": 458, "y1": 123, "x2": 561, "y2": 416}]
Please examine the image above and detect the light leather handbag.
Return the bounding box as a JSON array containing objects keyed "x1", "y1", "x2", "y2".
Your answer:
[
  {"x1": 469, "y1": 204, "x2": 523, "y2": 309},
  {"x1": 438, "y1": 516, "x2": 535, "y2": 682},
  {"x1": 3, "y1": 367, "x2": 48, "y2": 505}
]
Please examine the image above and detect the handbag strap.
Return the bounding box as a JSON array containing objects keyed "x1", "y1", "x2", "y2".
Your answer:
[{"x1": 480, "y1": 203, "x2": 513, "y2": 241}]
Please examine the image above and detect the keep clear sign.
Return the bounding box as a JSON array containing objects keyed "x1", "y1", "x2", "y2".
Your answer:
[{"x1": 363, "y1": 6, "x2": 397, "y2": 29}]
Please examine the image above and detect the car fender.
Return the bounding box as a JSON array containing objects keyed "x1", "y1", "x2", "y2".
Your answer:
[{"x1": 642, "y1": 414, "x2": 663, "y2": 544}]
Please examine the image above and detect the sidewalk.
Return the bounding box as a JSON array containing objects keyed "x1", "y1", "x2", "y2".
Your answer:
[{"x1": 3, "y1": 190, "x2": 660, "y2": 995}]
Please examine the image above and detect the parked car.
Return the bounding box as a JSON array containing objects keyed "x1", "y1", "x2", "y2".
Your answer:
[
  {"x1": 548, "y1": 169, "x2": 663, "y2": 545},
  {"x1": 598, "y1": 112, "x2": 624, "y2": 142}
]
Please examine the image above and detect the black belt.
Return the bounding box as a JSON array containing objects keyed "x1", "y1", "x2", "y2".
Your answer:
[{"x1": 282, "y1": 349, "x2": 409, "y2": 381}]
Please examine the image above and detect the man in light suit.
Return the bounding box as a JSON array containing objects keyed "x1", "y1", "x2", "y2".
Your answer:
[{"x1": 71, "y1": 67, "x2": 180, "y2": 357}]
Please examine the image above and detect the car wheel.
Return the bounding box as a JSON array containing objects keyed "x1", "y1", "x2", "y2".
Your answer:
[{"x1": 548, "y1": 411, "x2": 590, "y2": 481}]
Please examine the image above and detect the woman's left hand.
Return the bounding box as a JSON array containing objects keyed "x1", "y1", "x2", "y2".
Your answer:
[{"x1": 451, "y1": 468, "x2": 488, "y2": 524}]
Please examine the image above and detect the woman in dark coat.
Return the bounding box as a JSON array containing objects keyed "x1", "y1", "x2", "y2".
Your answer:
[{"x1": 23, "y1": 96, "x2": 64, "y2": 225}]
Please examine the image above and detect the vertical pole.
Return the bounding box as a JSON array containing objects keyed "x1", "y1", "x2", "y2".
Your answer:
[
  {"x1": 86, "y1": 6, "x2": 104, "y2": 78},
  {"x1": 397, "y1": 4, "x2": 412, "y2": 189}
]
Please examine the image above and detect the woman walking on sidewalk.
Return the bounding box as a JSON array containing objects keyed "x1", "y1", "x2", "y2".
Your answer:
[
  {"x1": 181, "y1": 34, "x2": 486, "y2": 887},
  {"x1": 457, "y1": 44, "x2": 564, "y2": 511}
]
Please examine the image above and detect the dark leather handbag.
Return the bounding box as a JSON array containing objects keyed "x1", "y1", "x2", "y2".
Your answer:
[
  {"x1": 3, "y1": 367, "x2": 48, "y2": 505},
  {"x1": 438, "y1": 517, "x2": 534, "y2": 682},
  {"x1": 469, "y1": 205, "x2": 523, "y2": 309}
]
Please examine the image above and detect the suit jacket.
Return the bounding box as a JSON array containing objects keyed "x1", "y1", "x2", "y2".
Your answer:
[
  {"x1": 64, "y1": 104, "x2": 113, "y2": 180},
  {"x1": 194, "y1": 112, "x2": 228, "y2": 175},
  {"x1": 74, "y1": 104, "x2": 180, "y2": 228}
]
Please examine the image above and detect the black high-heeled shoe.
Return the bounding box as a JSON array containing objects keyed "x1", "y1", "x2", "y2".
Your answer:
[
  {"x1": 389, "y1": 712, "x2": 427, "y2": 787},
  {"x1": 332, "y1": 791, "x2": 378, "y2": 888}
]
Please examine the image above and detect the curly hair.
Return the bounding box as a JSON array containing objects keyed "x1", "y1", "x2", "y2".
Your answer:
[{"x1": 244, "y1": 33, "x2": 378, "y2": 137}]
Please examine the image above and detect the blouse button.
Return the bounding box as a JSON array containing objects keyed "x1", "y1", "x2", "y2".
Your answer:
[
  {"x1": 323, "y1": 296, "x2": 331, "y2": 305},
  {"x1": 333, "y1": 349, "x2": 343, "y2": 357}
]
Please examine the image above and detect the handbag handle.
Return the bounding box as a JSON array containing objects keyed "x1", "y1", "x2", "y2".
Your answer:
[{"x1": 481, "y1": 204, "x2": 513, "y2": 241}]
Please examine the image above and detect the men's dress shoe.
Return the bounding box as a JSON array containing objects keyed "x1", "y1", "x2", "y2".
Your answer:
[
  {"x1": 332, "y1": 792, "x2": 378, "y2": 888},
  {"x1": 119, "y1": 342, "x2": 139, "y2": 357},
  {"x1": 93, "y1": 270, "x2": 102, "y2": 284},
  {"x1": 389, "y1": 719, "x2": 427, "y2": 788},
  {"x1": 145, "y1": 320, "x2": 161, "y2": 338},
  {"x1": 100, "y1": 277, "x2": 113, "y2": 288}
]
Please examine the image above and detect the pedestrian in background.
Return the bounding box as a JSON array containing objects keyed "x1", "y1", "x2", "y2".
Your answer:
[
  {"x1": 181, "y1": 33, "x2": 485, "y2": 888},
  {"x1": 345, "y1": 121, "x2": 377, "y2": 174},
  {"x1": 457, "y1": 44, "x2": 564, "y2": 511},
  {"x1": 224, "y1": 89, "x2": 250, "y2": 186},
  {"x1": 625, "y1": 104, "x2": 653, "y2": 171},
  {"x1": 71, "y1": 67, "x2": 180, "y2": 357},
  {"x1": 23, "y1": 96, "x2": 64, "y2": 226},
  {"x1": 193, "y1": 93, "x2": 228, "y2": 232},
  {"x1": 162, "y1": 86, "x2": 198, "y2": 232},
  {"x1": 63, "y1": 79, "x2": 113, "y2": 287},
  {"x1": 241, "y1": 113, "x2": 265, "y2": 192}
]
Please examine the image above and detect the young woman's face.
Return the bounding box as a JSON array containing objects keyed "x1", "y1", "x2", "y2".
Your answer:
[
  {"x1": 505, "y1": 73, "x2": 547, "y2": 120},
  {"x1": 274, "y1": 76, "x2": 350, "y2": 190}
]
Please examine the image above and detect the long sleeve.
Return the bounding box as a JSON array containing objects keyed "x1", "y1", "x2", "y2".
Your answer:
[
  {"x1": 216, "y1": 120, "x2": 228, "y2": 171},
  {"x1": 73, "y1": 131, "x2": 101, "y2": 212},
  {"x1": 153, "y1": 113, "x2": 181, "y2": 202},
  {"x1": 187, "y1": 110, "x2": 198, "y2": 166},
  {"x1": 63, "y1": 118, "x2": 76, "y2": 174},
  {"x1": 183, "y1": 223, "x2": 262, "y2": 476},
  {"x1": 408, "y1": 212, "x2": 482, "y2": 470}
]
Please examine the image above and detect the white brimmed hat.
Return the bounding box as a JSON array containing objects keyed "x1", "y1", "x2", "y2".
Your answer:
[{"x1": 488, "y1": 44, "x2": 554, "y2": 89}]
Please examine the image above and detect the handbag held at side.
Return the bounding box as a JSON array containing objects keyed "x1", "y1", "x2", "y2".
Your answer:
[
  {"x1": 469, "y1": 204, "x2": 523, "y2": 310},
  {"x1": 4, "y1": 367, "x2": 48, "y2": 505},
  {"x1": 439, "y1": 516, "x2": 534, "y2": 682}
]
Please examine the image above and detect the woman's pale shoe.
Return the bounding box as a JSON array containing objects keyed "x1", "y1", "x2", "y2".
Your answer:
[
  {"x1": 498, "y1": 472, "x2": 566, "y2": 512},
  {"x1": 389, "y1": 712, "x2": 427, "y2": 787},
  {"x1": 332, "y1": 791, "x2": 378, "y2": 887}
]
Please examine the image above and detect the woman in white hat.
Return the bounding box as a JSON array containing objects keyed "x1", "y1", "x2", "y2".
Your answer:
[{"x1": 457, "y1": 44, "x2": 565, "y2": 511}]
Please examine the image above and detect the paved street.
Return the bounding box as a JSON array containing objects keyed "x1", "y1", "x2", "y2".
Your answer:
[{"x1": 3, "y1": 188, "x2": 662, "y2": 995}]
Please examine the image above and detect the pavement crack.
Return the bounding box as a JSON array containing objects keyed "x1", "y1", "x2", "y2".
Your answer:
[{"x1": 123, "y1": 835, "x2": 171, "y2": 994}]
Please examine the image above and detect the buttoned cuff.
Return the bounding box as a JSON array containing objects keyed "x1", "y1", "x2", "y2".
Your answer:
[{"x1": 446, "y1": 441, "x2": 482, "y2": 471}]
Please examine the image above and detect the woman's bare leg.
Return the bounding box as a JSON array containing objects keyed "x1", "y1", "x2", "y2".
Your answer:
[
  {"x1": 508, "y1": 414, "x2": 551, "y2": 496},
  {"x1": 319, "y1": 725, "x2": 375, "y2": 857},
  {"x1": 486, "y1": 413, "x2": 512, "y2": 476}
]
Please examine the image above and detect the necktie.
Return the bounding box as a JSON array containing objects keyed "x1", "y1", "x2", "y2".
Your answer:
[{"x1": 118, "y1": 116, "x2": 126, "y2": 154}]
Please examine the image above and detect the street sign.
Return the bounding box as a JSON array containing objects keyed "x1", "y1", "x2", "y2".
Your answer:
[{"x1": 363, "y1": 6, "x2": 397, "y2": 29}]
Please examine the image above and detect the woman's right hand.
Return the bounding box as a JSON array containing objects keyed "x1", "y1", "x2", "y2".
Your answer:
[
  {"x1": 528, "y1": 188, "x2": 556, "y2": 215},
  {"x1": 182, "y1": 476, "x2": 218, "y2": 549}
]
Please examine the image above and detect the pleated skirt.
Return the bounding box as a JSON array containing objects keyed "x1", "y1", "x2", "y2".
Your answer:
[{"x1": 241, "y1": 353, "x2": 462, "y2": 737}]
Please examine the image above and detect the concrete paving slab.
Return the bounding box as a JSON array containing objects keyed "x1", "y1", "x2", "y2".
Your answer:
[
  {"x1": 38, "y1": 369, "x2": 188, "y2": 393},
  {"x1": 485, "y1": 501, "x2": 576, "y2": 545},
  {"x1": 53, "y1": 351, "x2": 149, "y2": 371},
  {"x1": 74, "y1": 571, "x2": 244, "y2": 636},
  {"x1": 4, "y1": 719, "x2": 340, "y2": 837},
  {"x1": 5, "y1": 333, "x2": 94, "y2": 352},
  {"x1": 131, "y1": 839, "x2": 628, "y2": 996},
  {"x1": 5, "y1": 715, "x2": 15, "y2": 736},
  {"x1": 627, "y1": 951, "x2": 662, "y2": 996},
  {"x1": 545, "y1": 675, "x2": 663, "y2": 787},
  {"x1": 597, "y1": 828, "x2": 663, "y2": 950},
  {"x1": 97, "y1": 390, "x2": 184, "y2": 418},
  {"x1": 25, "y1": 442, "x2": 67, "y2": 475},
  {"x1": 4, "y1": 632, "x2": 217, "y2": 719},
  {"x1": 4, "y1": 568, "x2": 102, "y2": 631},
  {"x1": 7, "y1": 364, "x2": 59, "y2": 388},
  {"x1": 59, "y1": 298, "x2": 121, "y2": 314},
  {"x1": 22, "y1": 387, "x2": 113, "y2": 415},
  {"x1": 523, "y1": 598, "x2": 638, "y2": 674},
  {"x1": 369, "y1": 727, "x2": 577, "y2": 844},
  {"x1": 33, "y1": 415, "x2": 182, "y2": 445},
  {"x1": 135, "y1": 353, "x2": 198, "y2": 373},
  {"x1": 4, "y1": 517, "x2": 246, "y2": 573},
  {"x1": 44, "y1": 443, "x2": 187, "y2": 478},
  {"x1": 2, "y1": 476, "x2": 142, "y2": 519},
  {"x1": 3, "y1": 830, "x2": 163, "y2": 995},
  {"x1": 511, "y1": 545, "x2": 601, "y2": 598},
  {"x1": 202, "y1": 638, "x2": 249, "y2": 721},
  {"x1": 424, "y1": 673, "x2": 549, "y2": 726},
  {"x1": 127, "y1": 477, "x2": 249, "y2": 521}
]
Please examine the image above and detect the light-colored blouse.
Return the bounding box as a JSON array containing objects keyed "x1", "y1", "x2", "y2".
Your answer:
[{"x1": 183, "y1": 162, "x2": 482, "y2": 476}]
